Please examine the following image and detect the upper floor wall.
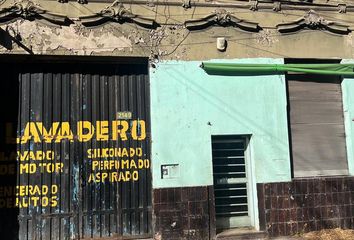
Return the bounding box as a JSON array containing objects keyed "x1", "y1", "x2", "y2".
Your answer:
[{"x1": 0, "y1": 0, "x2": 353, "y2": 60}]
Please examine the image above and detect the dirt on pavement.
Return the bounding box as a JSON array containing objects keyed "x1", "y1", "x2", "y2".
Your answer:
[{"x1": 301, "y1": 228, "x2": 354, "y2": 240}]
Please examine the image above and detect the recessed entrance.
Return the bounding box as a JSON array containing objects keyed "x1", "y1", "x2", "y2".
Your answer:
[{"x1": 211, "y1": 135, "x2": 254, "y2": 231}]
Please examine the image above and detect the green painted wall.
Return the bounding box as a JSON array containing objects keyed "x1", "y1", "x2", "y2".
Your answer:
[
  {"x1": 341, "y1": 59, "x2": 354, "y2": 176},
  {"x1": 150, "y1": 58, "x2": 291, "y2": 189}
]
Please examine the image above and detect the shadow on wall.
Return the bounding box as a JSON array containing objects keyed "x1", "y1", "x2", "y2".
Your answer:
[
  {"x1": 166, "y1": 65, "x2": 290, "y2": 178},
  {"x1": 0, "y1": 64, "x2": 19, "y2": 239}
]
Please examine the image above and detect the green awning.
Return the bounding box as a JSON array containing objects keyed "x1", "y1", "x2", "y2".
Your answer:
[{"x1": 201, "y1": 63, "x2": 354, "y2": 77}]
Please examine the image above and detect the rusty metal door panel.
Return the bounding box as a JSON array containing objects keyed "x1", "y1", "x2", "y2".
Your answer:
[{"x1": 0, "y1": 59, "x2": 152, "y2": 240}]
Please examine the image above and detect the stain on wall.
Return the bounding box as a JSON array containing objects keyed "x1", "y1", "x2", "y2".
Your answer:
[{"x1": 3, "y1": 20, "x2": 132, "y2": 55}]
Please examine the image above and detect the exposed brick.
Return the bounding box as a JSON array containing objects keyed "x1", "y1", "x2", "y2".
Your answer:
[
  {"x1": 188, "y1": 188, "x2": 196, "y2": 201},
  {"x1": 313, "y1": 207, "x2": 321, "y2": 220},
  {"x1": 283, "y1": 182, "x2": 291, "y2": 195},
  {"x1": 278, "y1": 209, "x2": 286, "y2": 222},
  {"x1": 156, "y1": 177, "x2": 354, "y2": 239},
  {"x1": 181, "y1": 202, "x2": 188, "y2": 216},
  {"x1": 278, "y1": 196, "x2": 284, "y2": 209},
  {"x1": 174, "y1": 188, "x2": 181, "y2": 203},
  {"x1": 271, "y1": 196, "x2": 278, "y2": 209},
  {"x1": 308, "y1": 220, "x2": 316, "y2": 231},
  {"x1": 201, "y1": 201, "x2": 209, "y2": 215},
  {"x1": 265, "y1": 196, "x2": 271, "y2": 209},
  {"x1": 188, "y1": 202, "x2": 199, "y2": 216},
  {"x1": 314, "y1": 194, "x2": 321, "y2": 208},
  {"x1": 294, "y1": 181, "x2": 302, "y2": 195},
  {"x1": 271, "y1": 223, "x2": 279, "y2": 236},
  {"x1": 190, "y1": 216, "x2": 204, "y2": 229},
  {"x1": 332, "y1": 179, "x2": 339, "y2": 192},
  {"x1": 306, "y1": 194, "x2": 314, "y2": 208},
  {"x1": 167, "y1": 188, "x2": 175, "y2": 203},
  {"x1": 344, "y1": 192, "x2": 351, "y2": 205},
  {"x1": 346, "y1": 205, "x2": 352, "y2": 218},
  {"x1": 290, "y1": 208, "x2": 297, "y2": 221},
  {"x1": 325, "y1": 180, "x2": 332, "y2": 193},
  {"x1": 339, "y1": 193, "x2": 345, "y2": 205},
  {"x1": 278, "y1": 223, "x2": 285, "y2": 236},
  {"x1": 270, "y1": 210, "x2": 278, "y2": 223},
  {"x1": 160, "y1": 188, "x2": 168, "y2": 203},
  {"x1": 297, "y1": 221, "x2": 305, "y2": 233},
  {"x1": 320, "y1": 179, "x2": 326, "y2": 193},
  {"x1": 265, "y1": 184, "x2": 271, "y2": 196},
  {"x1": 301, "y1": 181, "x2": 308, "y2": 194},
  {"x1": 154, "y1": 189, "x2": 161, "y2": 204},
  {"x1": 283, "y1": 196, "x2": 290, "y2": 209},
  {"x1": 285, "y1": 209, "x2": 291, "y2": 222},
  {"x1": 320, "y1": 206, "x2": 326, "y2": 219},
  {"x1": 153, "y1": 187, "x2": 212, "y2": 240},
  {"x1": 289, "y1": 222, "x2": 298, "y2": 235},
  {"x1": 320, "y1": 193, "x2": 326, "y2": 206},
  {"x1": 257, "y1": 184, "x2": 266, "y2": 231},
  {"x1": 308, "y1": 179, "x2": 314, "y2": 194},
  {"x1": 343, "y1": 180, "x2": 349, "y2": 192},
  {"x1": 303, "y1": 208, "x2": 309, "y2": 221},
  {"x1": 265, "y1": 210, "x2": 271, "y2": 223},
  {"x1": 296, "y1": 208, "x2": 302, "y2": 222},
  {"x1": 196, "y1": 187, "x2": 207, "y2": 201},
  {"x1": 181, "y1": 216, "x2": 189, "y2": 229},
  {"x1": 181, "y1": 188, "x2": 189, "y2": 202},
  {"x1": 332, "y1": 192, "x2": 338, "y2": 205},
  {"x1": 257, "y1": 176, "x2": 354, "y2": 237},
  {"x1": 277, "y1": 183, "x2": 284, "y2": 196},
  {"x1": 326, "y1": 194, "x2": 333, "y2": 206}
]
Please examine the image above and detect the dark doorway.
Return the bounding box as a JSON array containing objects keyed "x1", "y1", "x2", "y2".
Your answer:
[{"x1": 0, "y1": 62, "x2": 20, "y2": 239}]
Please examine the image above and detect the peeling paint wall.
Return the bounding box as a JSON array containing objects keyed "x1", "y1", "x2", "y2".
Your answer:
[
  {"x1": 3, "y1": 20, "x2": 133, "y2": 55},
  {"x1": 3, "y1": 20, "x2": 351, "y2": 60},
  {"x1": 0, "y1": 1, "x2": 352, "y2": 60}
]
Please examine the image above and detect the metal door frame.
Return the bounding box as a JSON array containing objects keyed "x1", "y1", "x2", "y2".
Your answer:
[
  {"x1": 245, "y1": 136, "x2": 259, "y2": 230},
  {"x1": 212, "y1": 134, "x2": 259, "y2": 231}
]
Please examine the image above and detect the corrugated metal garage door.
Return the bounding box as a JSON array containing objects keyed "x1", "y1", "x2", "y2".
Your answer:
[
  {"x1": 287, "y1": 73, "x2": 348, "y2": 177},
  {"x1": 0, "y1": 58, "x2": 152, "y2": 240}
]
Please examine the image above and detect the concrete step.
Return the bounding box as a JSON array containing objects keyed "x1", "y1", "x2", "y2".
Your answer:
[{"x1": 216, "y1": 227, "x2": 268, "y2": 240}]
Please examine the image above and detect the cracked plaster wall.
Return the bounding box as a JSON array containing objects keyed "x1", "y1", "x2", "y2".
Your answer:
[
  {"x1": 0, "y1": 5, "x2": 354, "y2": 60},
  {"x1": 2, "y1": 20, "x2": 133, "y2": 55}
]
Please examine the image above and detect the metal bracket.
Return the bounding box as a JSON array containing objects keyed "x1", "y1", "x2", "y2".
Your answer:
[
  {"x1": 249, "y1": 0, "x2": 258, "y2": 11},
  {"x1": 182, "y1": 0, "x2": 191, "y2": 9},
  {"x1": 273, "y1": 1, "x2": 281, "y2": 12},
  {"x1": 338, "y1": 4, "x2": 347, "y2": 14},
  {"x1": 146, "y1": 0, "x2": 155, "y2": 7}
]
